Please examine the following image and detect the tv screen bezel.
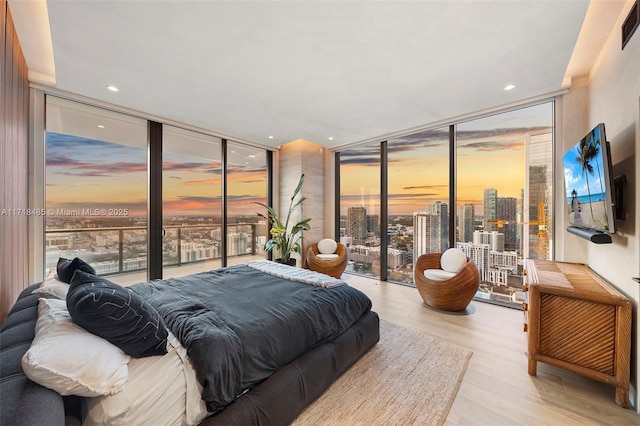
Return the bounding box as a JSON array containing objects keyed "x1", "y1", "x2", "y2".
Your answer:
[{"x1": 562, "y1": 123, "x2": 616, "y2": 234}]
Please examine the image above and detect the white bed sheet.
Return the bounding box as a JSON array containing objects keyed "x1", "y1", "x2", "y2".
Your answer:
[{"x1": 83, "y1": 333, "x2": 209, "y2": 426}]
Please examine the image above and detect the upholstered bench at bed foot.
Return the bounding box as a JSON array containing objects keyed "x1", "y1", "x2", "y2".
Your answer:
[{"x1": 201, "y1": 311, "x2": 380, "y2": 425}]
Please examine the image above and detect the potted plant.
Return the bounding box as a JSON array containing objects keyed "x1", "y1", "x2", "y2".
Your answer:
[{"x1": 255, "y1": 174, "x2": 311, "y2": 265}]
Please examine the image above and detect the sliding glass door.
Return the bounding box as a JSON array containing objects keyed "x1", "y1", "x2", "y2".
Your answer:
[
  {"x1": 42, "y1": 95, "x2": 273, "y2": 283},
  {"x1": 387, "y1": 128, "x2": 450, "y2": 284},
  {"x1": 226, "y1": 141, "x2": 269, "y2": 266},
  {"x1": 162, "y1": 126, "x2": 222, "y2": 279},
  {"x1": 45, "y1": 96, "x2": 148, "y2": 285},
  {"x1": 339, "y1": 143, "x2": 381, "y2": 278}
]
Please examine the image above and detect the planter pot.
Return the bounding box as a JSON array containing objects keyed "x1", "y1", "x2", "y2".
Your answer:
[{"x1": 275, "y1": 258, "x2": 296, "y2": 266}]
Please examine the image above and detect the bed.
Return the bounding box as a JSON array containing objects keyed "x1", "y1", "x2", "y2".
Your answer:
[{"x1": 0, "y1": 261, "x2": 380, "y2": 425}]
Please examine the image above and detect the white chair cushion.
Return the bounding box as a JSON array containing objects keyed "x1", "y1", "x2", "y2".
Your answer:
[
  {"x1": 424, "y1": 269, "x2": 457, "y2": 281},
  {"x1": 317, "y1": 239, "x2": 338, "y2": 254},
  {"x1": 440, "y1": 248, "x2": 467, "y2": 273},
  {"x1": 316, "y1": 253, "x2": 340, "y2": 260}
]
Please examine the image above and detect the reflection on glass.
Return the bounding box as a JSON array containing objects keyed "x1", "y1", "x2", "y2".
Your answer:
[
  {"x1": 44, "y1": 96, "x2": 148, "y2": 284},
  {"x1": 456, "y1": 103, "x2": 553, "y2": 307},
  {"x1": 339, "y1": 143, "x2": 380, "y2": 278},
  {"x1": 388, "y1": 128, "x2": 450, "y2": 284},
  {"x1": 162, "y1": 126, "x2": 222, "y2": 279},
  {"x1": 226, "y1": 141, "x2": 268, "y2": 266}
]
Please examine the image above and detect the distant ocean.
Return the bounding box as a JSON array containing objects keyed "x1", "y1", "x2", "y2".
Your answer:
[{"x1": 566, "y1": 192, "x2": 606, "y2": 205}]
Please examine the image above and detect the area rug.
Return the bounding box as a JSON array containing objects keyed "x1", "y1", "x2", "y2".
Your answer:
[{"x1": 292, "y1": 319, "x2": 472, "y2": 426}]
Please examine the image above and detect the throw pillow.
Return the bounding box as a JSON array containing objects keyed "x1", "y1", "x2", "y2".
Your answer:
[
  {"x1": 32, "y1": 276, "x2": 69, "y2": 300},
  {"x1": 440, "y1": 248, "x2": 467, "y2": 273},
  {"x1": 57, "y1": 257, "x2": 96, "y2": 284},
  {"x1": 317, "y1": 238, "x2": 338, "y2": 254},
  {"x1": 22, "y1": 298, "x2": 129, "y2": 397},
  {"x1": 66, "y1": 271, "x2": 168, "y2": 358}
]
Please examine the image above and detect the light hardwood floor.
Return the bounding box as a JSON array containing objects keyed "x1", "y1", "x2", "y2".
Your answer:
[{"x1": 343, "y1": 273, "x2": 640, "y2": 426}]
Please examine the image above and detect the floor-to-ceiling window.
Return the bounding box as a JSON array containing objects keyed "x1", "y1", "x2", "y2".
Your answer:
[
  {"x1": 456, "y1": 103, "x2": 553, "y2": 307},
  {"x1": 337, "y1": 101, "x2": 554, "y2": 308},
  {"x1": 45, "y1": 96, "x2": 148, "y2": 284},
  {"x1": 162, "y1": 125, "x2": 222, "y2": 279},
  {"x1": 339, "y1": 143, "x2": 381, "y2": 278},
  {"x1": 41, "y1": 94, "x2": 272, "y2": 282},
  {"x1": 387, "y1": 128, "x2": 450, "y2": 284},
  {"x1": 226, "y1": 141, "x2": 269, "y2": 266}
]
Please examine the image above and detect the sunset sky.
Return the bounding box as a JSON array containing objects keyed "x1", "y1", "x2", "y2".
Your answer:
[
  {"x1": 45, "y1": 102, "x2": 552, "y2": 222},
  {"x1": 340, "y1": 102, "x2": 553, "y2": 217},
  {"x1": 45, "y1": 132, "x2": 268, "y2": 219}
]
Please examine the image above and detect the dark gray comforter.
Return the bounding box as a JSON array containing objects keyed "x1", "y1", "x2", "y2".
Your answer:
[{"x1": 130, "y1": 264, "x2": 372, "y2": 413}]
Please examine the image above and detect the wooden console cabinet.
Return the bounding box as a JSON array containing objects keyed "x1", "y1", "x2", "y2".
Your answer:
[{"x1": 524, "y1": 259, "x2": 632, "y2": 408}]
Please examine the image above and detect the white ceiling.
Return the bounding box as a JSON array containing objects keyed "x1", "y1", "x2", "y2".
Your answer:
[{"x1": 10, "y1": 0, "x2": 600, "y2": 149}]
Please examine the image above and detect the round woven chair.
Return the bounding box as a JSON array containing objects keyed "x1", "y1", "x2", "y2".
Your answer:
[
  {"x1": 306, "y1": 242, "x2": 348, "y2": 279},
  {"x1": 414, "y1": 252, "x2": 480, "y2": 312}
]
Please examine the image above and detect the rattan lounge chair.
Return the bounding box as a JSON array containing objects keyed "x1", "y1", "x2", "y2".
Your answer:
[
  {"x1": 307, "y1": 242, "x2": 348, "y2": 279},
  {"x1": 414, "y1": 252, "x2": 480, "y2": 311}
]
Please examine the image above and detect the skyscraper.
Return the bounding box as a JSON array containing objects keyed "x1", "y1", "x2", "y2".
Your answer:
[
  {"x1": 413, "y1": 201, "x2": 449, "y2": 261},
  {"x1": 497, "y1": 197, "x2": 517, "y2": 251},
  {"x1": 347, "y1": 206, "x2": 367, "y2": 245},
  {"x1": 525, "y1": 130, "x2": 553, "y2": 260},
  {"x1": 483, "y1": 188, "x2": 498, "y2": 232},
  {"x1": 459, "y1": 204, "x2": 475, "y2": 243},
  {"x1": 429, "y1": 201, "x2": 449, "y2": 250}
]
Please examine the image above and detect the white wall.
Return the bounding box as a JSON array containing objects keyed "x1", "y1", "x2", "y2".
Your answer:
[{"x1": 560, "y1": 0, "x2": 640, "y2": 410}]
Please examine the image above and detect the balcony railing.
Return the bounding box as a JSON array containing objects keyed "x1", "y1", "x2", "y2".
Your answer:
[{"x1": 45, "y1": 223, "x2": 262, "y2": 276}]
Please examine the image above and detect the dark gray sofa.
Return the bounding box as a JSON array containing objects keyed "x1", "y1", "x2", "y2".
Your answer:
[
  {"x1": 0, "y1": 282, "x2": 379, "y2": 425},
  {"x1": 0, "y1": 283, "x2": 81, "y2": 425}
]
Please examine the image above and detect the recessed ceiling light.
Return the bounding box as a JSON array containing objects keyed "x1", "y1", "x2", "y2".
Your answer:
[
  {"x1": 107, "y1": 85, "x2": 119, "y2": 92},
  {"x1": 268, "y1": 136, "x2": 274, "y2": 139},
  {"x1": 248, "y1": 155, "x2": 255, "y2": 159},
  {"x1": 97, "y1": 125, "x2": 105, "y2": 129},
  {"x1": 504, "y1": 84, "x2": 516, "y2": 91},
  {"x1": 328, "y1": 137, "x2": 334, "y2": 141}
]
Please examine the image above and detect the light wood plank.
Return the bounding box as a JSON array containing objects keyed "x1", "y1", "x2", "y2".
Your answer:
[{"x1": 344, "y1": 273, "x2": 640, "y2": 425}]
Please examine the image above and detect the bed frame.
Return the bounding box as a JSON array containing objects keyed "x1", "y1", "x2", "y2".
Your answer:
[{"x1": 1, "y1": 283, "x2": 380, "y2": 425}]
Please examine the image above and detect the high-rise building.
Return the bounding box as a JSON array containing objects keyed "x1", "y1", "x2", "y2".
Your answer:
[
  {"x1": 525, "y1": 130, "x2": 553, "y2": 260},
  {"x1": 483, "y1": 188, "x2": 498, "y2": 232},
  {"x1": 429, "y1": 201, "x2": 449, "y2": 250},
  {"x1": 459, "y1": 204, "x2": 475, "y2": 243},
  {"x1": 413, "y1": 201, "x2": 449, "y2": 261},
  {"x1": 413, "y1": 212, "x2": 432, "y2": 261},
  {"x1": 497, "y1": 197, "x2": 518, "y2": 251},
  {"x1": 473, "y1": 230, "x2": 504, "y2": 252},
  {"x1": 367, "y1": 214, "x2": 380, "y2": 237},
  {"x1": 347, "y1": 206, "x2": 367, "y2": 244}
]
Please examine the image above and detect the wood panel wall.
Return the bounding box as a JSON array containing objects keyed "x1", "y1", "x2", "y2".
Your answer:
[{"x1": 1, "y1": 0, "x2": 30, "y2": 324}]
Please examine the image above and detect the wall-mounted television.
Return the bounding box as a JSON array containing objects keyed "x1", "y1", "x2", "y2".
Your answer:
[{"x1": 562, "y1": 123, "x2": 616, "y2": 242}]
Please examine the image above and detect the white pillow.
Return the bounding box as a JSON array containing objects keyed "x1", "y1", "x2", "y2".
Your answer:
[
  {"x1": 32, "y1": 276, "x2": 69, "y2": 300},
  {"x1": 22, "y1": 298, "x2": 130, "y2": 397},
  {"x1": 317, "y1": 239, "x2": 338, "y2": 254},
  {"x1": 440, "y1": 248, "x2": 467, "y2": 273},
  {"x1": 424, "y1": 269, "x2": 457, "y2": 281}
]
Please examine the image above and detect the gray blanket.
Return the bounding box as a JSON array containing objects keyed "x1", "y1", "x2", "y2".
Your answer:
[{"x1": 130, "y1": 264, "x2": 372, "y2": 413}]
